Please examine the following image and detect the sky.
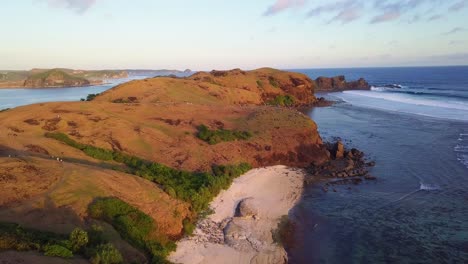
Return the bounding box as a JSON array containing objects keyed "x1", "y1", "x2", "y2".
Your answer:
[{"x1": 1, "y1": 0, "x2": 467, "y2": 70}]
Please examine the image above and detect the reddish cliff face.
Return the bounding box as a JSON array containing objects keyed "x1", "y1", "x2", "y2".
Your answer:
[
  {"x1": 315, "y1": 75, "x2": 370, "y2": 91},
  {"x1": 187, "y1": 68, "x2": 319, "y2": 106}
]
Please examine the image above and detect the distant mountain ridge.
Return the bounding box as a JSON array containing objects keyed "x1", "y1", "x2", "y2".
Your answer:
[
  {"x1": 0, "y1": 68, "x2": 195, "y2": 88},
  {"x1": 127, "y1": 69, "x2": 193, "y2": 78},
  {"x1": 24, "y1": 69, "x2": 91, "y2": 88}
]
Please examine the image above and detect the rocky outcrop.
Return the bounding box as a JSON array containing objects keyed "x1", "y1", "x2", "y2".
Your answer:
[
  {"x1": 236, "y1": 198, "x2": 258, "y2": 218},
  {"x1": 330, "y1": 141, "x2": 345, "y2": 159},
  {"x1": 306, "y1": 142, "x2": 377, "y2": 187},
  {"x1": 315, "y1": 76, "x2": 370, "y2": 91}
]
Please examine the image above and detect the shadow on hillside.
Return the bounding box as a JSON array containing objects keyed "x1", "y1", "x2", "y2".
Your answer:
[
  {"x1": 0, "y1": 144, "x2": 124, "y2": 171},
  {"x1": 0, "y1": 195, "x2": 84, "y2": 235}
]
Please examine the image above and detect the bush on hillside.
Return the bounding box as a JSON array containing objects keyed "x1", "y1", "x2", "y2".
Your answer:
[
  {"x1": 267, "y1": 95, "x2": 296, "y2": 107},
  {"x1": 88, "y1": 197, "x2": 173, "y2": 262},
  {"x1": 89, "y1": 243, "x2": 123, "y2": 264},
  {"x1": 197, "y1": 124, "x2": 252, "y2": 145},
  {"x1": 70, "y1": 228, "x2": 89, "y2": 252},
  {"x1": 44, "y1": 244, "x2": 73, "y2": 258}
]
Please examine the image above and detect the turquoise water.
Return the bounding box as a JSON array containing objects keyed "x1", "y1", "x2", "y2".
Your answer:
[
  {"x1": 0, "y1": 76, "x2": 147, "y2": 109},
  {"x1": 289, "y1": 67, "x2": 468, "y2": 263}
]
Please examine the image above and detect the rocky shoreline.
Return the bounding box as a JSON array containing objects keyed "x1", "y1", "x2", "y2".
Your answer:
[
  {"x1": 169, "y1": 141, "x2": 376, "y2": 264},
  {"x1": 306, "y1": 141, "x2": 376, "y2": 190},
  {"x1": 169, "y1": 166, "x2": 305, "y2": 264}
]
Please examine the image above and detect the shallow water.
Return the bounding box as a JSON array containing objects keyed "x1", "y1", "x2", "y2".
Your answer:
[
  {"x1": 0, "y1": 76, "x2": 147, "y2": 109},
  {"x1": 287, "y1": 67, "x2": 468, "y2": 263},
  {"x1": 288, "y1": 100, "x2": 468, "y2": 263}
]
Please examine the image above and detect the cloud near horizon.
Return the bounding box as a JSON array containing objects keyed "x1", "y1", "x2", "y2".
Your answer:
[
  {"x1": 449, "y1": 0, "x2": 468, "y2": 11},
  {"x1": 263, "y1": 0, "x2": 306, "y2": 16},
  {"x1": 307, "y1": 0, "x2": 364, "y2": 24},
  {"x1": 293, "y1": 0, "x2": 465, "y2": 24},
  {"x1": 443, "y1": 27, "x2": 466, "y2": 35},
  {"x1": 45, "y1": 0, "x2": 97, "y2": 14}
]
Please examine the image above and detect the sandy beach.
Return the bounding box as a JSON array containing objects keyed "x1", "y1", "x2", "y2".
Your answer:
[{"x1": 169, "y1": 165, "x2": 306, "y2": 264}]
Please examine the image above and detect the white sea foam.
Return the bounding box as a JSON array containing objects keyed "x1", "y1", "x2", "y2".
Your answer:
[
  {"x1": 419, "y1": 183, "x2": 440, "y2": 191},
  {"x1": 342, "y1": 91, "x2": 468, "y2": 111},
  {"x1": 454, "y1": 145, "x2": 468, "y2": 153},
  {"x1": 333, "y1": 90, "x2": 468, "y2": 121}
]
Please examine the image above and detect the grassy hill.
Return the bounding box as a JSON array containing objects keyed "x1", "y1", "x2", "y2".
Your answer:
[
  {"x1": 24, "y1": 69, "x2": 91, "y2": 88},
  {"x1": 0, "y1": 68, "x2": 329, "y2": 262},
  {"x1": 0, "y1": 69, "x2": 129, "y2": 88}
]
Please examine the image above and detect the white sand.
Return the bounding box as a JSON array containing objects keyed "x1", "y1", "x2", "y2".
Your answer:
[{"x1": 169, "y1": 165, "x2": 305, "y2": 264}]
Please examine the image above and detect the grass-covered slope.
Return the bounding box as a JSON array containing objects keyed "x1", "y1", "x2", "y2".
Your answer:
[
  {"x1": 0, "y1": 68, "x2": 329, "y2": 262},
  {"x1": 96, "y1": 68, "x2": 318, "y2": 106}
]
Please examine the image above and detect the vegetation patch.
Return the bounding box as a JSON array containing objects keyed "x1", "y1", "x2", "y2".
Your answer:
[
  {"x1": 0, "y1": 222, "x2": 123, "y2": 263},
  {"x1": 256, "y1": 80, "x2": 264, "y2": 89},
  {"x1": 196, "y1": 124, "x2": 252, "y2": 145},
  {"x1": 45, "y1": 132, "x2": 253, "y2": 262},
  {"x1": 89, "y1": 197, "x2": 172, "y2": 263},
  {"x1": 44, "y1": 244, "x2": 73, "y2": 258},
  {"x1": 268, "y1": 76, "x2": 280, "y2": 88},
  {"x1": 45, "y1": 132, "x2": 252, "y2": 212},
  {"x1": 81, "y1": 93, "x2": 100, "y2": 101},
  {"x1": 267, "y1": 95, "x2": 296, "y2": 107}
]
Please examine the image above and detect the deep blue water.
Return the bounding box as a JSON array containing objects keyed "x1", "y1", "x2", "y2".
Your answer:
[{"x1": 289, "y1": 67, "x2": 468, "y2": 263}]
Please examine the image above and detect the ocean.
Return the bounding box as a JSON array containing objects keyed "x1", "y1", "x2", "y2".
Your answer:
[{"x1": 289, "y1": 66, "x2": 468, "y2": 263}]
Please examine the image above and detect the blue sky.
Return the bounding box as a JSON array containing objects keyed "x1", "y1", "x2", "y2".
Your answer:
[{"x1": 1, "y1": 0, "x2": 467, "y2": 70}]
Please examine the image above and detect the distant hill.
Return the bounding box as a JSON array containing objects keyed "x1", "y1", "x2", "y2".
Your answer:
[
  {"x1": 23, "y1": 69, "x2": 91, "y2": 88},
  {"x1": 0, "y1": 68, "x2": 129, "y2": 88},
  {"x1": 127, "y1": 69, "x2": 193, "y2": 78}
]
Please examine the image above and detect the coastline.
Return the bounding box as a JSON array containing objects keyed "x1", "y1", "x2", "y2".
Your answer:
[
  {"x1": 0, "y1": 82, "x2": 104, "y2": 89},
  {"x1": 169, "y1": 165, "x2": 306, "y2": 264}
]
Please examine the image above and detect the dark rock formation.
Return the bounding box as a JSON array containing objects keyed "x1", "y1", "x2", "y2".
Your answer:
[
  {"x1": 306, "y1": 141, "x2": 376, "y2": 186},
  {"x1": 315, "y1": 76, "x2": 370, "y2": 91}
]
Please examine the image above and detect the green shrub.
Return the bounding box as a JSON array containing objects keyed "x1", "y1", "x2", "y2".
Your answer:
[
  {"x1": 268, "y1": 76, "x2": 280, "y2": 88},
  {"x1": 44, "y1": 244, "x2": 73, "y2": 258},
  {"x1": 70, "y1": 228, "x2": 89, "y2": 252},
  {"x1": 182, "y1": 219, "x2": 195, "y2": 236},
  {"x1": 196, "y1": 124, "x2": 252, "y2": 145},
  {"x1": 87, "y1": 93, "x2": 100, "y2": 101},
  {"x1": 90, "y1": 243, "x2": 123, "y2": 264},
  {"x1": 256, "y1": 80, "x2": 264, "y2": 89},
  {"x1": 0, "y1": 222, "x2": 65, "y2": 252},
  {"x1": 88, "y1": 197, "x2": 172, "y2": 261},
  {"x1": 267, "y1": 95, "x2": 296, "y2": 107}
]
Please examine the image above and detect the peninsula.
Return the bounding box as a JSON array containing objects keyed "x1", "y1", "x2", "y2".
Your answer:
[{"x1": 0, "y1": 68, "x2": 371, "y2": 263}]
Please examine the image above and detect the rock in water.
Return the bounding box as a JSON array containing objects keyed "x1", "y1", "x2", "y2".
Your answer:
[{"x1": 335, "y1": 141, "x2": 345, "y2": 159}]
